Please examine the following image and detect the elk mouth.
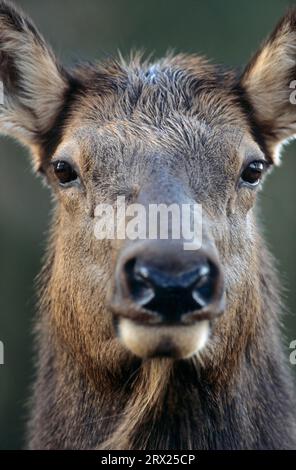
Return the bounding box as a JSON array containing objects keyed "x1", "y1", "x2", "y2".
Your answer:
[
  {"x1": 115, "y1": 316, "x2": 211, "y2": 359},
  {"x1": 110, "y1": 271, "x2": 224, "y2": 359}
]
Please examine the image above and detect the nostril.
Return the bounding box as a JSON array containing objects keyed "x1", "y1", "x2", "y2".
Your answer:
[
  {"x1": 124, "y1": 258, "x2": 155, "y2": 307},
  {"x1": 192, "y1": 261, "x2": 219, "y2": 309}
]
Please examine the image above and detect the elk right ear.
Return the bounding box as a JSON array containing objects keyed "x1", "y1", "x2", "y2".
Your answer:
[
  {"x1": 241, "y1": 10, "x2": 296, "y2": 163},
  {"x1": 0, "y1": 1, "x2": 69, "y2": 168}
]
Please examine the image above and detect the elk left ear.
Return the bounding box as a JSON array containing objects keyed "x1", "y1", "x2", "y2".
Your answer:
[
  {"x1": 0, "y1": 1, "x2": 69, "y2": 168},
  {"x1": 241, "y1": 10, "x2": 296, "y2": 163}
]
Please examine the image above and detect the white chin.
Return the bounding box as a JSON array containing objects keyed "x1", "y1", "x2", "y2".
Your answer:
[{"x1": 118, "y1": 318, "x2": 210, "y2": 359}]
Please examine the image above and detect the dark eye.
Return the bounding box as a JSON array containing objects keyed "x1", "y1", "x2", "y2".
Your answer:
[
  {"x1": 241, "y1": 161, "x2": 265, "y2": 186},
  {"x1": 52, "y1": 160, "x2": 78, "y2": 185}
]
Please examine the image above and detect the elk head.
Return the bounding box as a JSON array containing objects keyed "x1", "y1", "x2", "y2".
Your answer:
[{"x1": 0, "y1": 2, "x2": 295, "y2": 366}]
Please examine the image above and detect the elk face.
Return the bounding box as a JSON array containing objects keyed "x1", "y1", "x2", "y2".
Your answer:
[
  {"x1": 20, "y1": 113, "x2": 281, "y2": 362},
  {"x1": 1, "y1": 3, "x2": 295, "y2": 363}
]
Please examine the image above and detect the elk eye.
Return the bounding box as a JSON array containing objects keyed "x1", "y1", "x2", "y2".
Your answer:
[
  {"x1": 52, "y1": 160, "x2": 78, "y2": 185},
  {"x1": 241, "y1": 161, "x2": 265, "y2": 186}
]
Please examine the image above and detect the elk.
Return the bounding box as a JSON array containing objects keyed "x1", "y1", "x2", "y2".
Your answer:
[{"x1": 0, "y1": 0, "x2": 296, "y2": 450}]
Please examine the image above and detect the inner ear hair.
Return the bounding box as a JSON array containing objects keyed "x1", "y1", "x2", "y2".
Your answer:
[
  {"x1": 240, "y1": 9, "x2": 296, "y2": 163},
  {"x1": 0, "y1": 0, "x2": 69, "y2": 163}
]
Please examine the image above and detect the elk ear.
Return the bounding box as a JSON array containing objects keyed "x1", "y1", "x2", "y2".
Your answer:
[
  {"x1": 241, "y1": 10, "x2": 296, "y2": 163},
  {"x1": 0, "y1": 1, "x2": 69, "y2": 167}
]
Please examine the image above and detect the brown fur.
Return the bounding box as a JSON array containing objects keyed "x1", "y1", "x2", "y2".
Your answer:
[{"x1": 1, "y1": 1, "x2": 296, "y2": 449}]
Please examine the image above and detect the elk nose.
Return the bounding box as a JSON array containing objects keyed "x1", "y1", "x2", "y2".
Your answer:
[{"x1": 117, "y1": 250, "x2": 224, "y2": 324}]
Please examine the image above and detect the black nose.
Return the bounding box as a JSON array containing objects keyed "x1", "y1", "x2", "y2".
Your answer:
[{"x1": 122, "y1": 253, "x2": 223, "y2": 323}]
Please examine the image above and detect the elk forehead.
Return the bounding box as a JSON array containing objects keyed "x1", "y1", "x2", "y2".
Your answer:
[
  {"x1": 66, "y1": 59, "x2": 247, "y2": 132},
  {"x1": 52, "y1": 121, "x2": 264, "y2": 206},
  {"x1": 51, "y1": 57, "x2": 266, "y2": 184}
]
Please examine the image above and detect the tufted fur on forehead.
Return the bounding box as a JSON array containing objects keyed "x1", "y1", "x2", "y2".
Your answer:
[
  {"x1": 67, "y1": 54, "x2": 250, "y2": 141},
  {"x1": 71, "y1": 54, "x2": 240, "y2": 118},
  {"x1": 58, "y1": 54, "x2": 250, "y2": 168}
]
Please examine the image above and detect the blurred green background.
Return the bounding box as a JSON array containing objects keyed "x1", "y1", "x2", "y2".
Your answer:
[{"x1": 0, "y1": 0, "x2": 296, "y2": 449}]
